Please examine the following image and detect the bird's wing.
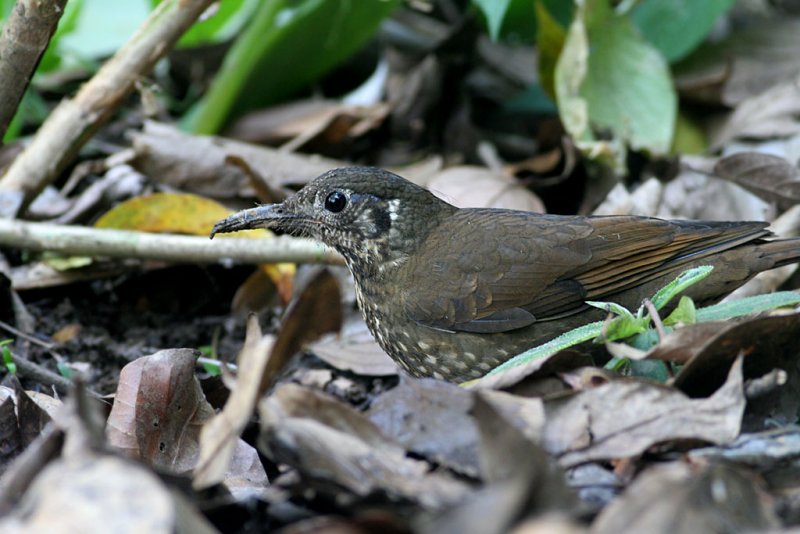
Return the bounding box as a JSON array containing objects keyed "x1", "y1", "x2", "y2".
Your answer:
[{"x1": 400, "y1": 210, "x2": 769, "y2": 333}]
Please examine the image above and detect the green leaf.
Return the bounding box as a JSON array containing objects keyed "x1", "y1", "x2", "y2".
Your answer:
[
  {"x1": 650, "y1": 265, "x2": 713, "y2": 310},
  {"x1": 472, "y1": 0, "x2": 513, "y2": 40},
  {"x1": 185, "y1": 0, "x2": 400, "y2": 134},
  {"x1": 554, "y1": 0, "x2": 677, "y2": 166},
  {"x1": 485, "y1": 320, "x2": 604, "y2": 376},
  {"x1": 586, "y1": 300, "x2": 649, "y2": 339},
  {"x1": 663, "y1": 295, "x2": 697, "y2": 326},
  {"x1": 631, "y1": 0, "x2": 735, "y2": 63},
  {"x1": 57, "y1": 0, "x2": 151, "y2": 61},
  {"x1": 586, "y1": 300, "x2": 633, "y2": 319},
  {"x1": 151, "y1": 0, "x2": 260, "y2": 47},
  {"x1": 1, "y1": 340, "x2": 16, "y2": 375},
  {"x1": 57, "y1": 361, "x2": 73, "y2": 379},
  {"x1": 627, "y1": 359, "x2": 670, "y2": 381},
  {"x1": 670, "y1": 110, "x2": 708, "y2": 155},
  {"x1": 38, "y1": 0, "x2": 86, "y2": 73},
  {"x1": 535, "y1": 0, "x2": 567, "y2": 100},
  {"x1": 696, "y1": 291, "x2": 800, "y2": 322}
]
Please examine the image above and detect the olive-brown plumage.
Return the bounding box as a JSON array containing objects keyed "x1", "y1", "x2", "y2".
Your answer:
[{"x1": 212, "y1": 167, "x2": 800, "y2": 382}]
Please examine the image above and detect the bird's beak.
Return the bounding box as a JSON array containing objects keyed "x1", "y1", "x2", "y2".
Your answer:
[{"x1": 210, "y1": 203, "x2": 290, "y2": 239}]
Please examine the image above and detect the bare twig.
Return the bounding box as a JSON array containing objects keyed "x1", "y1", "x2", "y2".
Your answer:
[
  {"x1": 0, "y1": 218, "x2": 343, "y2": 265},
  {"x1": 10, "y1": 350, "x2": 75, "y2": 392},
  {"x1": 0, "y1": 318, "x2": 56, "y2": 349},
  {"x1": 0, "y1": 0, "x2": 217, "y2": 217},
  {"x1": 0, "y1": 0, "x2": 68, "y2": 140}
]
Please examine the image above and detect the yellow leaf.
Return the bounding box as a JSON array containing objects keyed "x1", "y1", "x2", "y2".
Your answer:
[
  {"x1": 96, "y1": 192, "x2": 295, "y2": 289},
  {"x1": 95, "y1": 192, "x2": 263, "y2": 237}
]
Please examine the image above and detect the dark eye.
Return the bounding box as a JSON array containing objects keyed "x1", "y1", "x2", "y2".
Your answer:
[{"x1": 324, "y1": 191, "x2": 347, "y2": 213}]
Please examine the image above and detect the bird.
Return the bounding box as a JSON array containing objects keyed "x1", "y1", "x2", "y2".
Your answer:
[{"x1": 211, "y1": 167, "x2": 800, "y2": 382}]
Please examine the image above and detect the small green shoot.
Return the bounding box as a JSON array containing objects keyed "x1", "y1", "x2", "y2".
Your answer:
[
  {"x1": 483, "y1": 265, "x2": 800, "y2": 379},
  {"x1": 649, "y1": 265, "x2": 713, "y2": 310},
  {"x1": 56, "y1": 361, "x2": 73, "y2": 379},
  {"x1": 0, "y1": 340, "x2": 16, "y2": 374},
  {"x1": 197, "y1": 345, "x2": 222, "y2": 376}
]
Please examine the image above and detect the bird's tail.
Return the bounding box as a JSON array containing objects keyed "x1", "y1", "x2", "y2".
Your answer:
[{"x1": 759, "y1": 237, "x2": 800, "y2": 268}]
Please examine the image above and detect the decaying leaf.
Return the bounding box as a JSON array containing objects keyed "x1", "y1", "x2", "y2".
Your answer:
[
  {"x1": 711, "y1": 80, "x2": 800, "y2": 148},
  {"x1": 427, "y1": 166, "x2": 545, "y2": 212},
  {"x1": 130, "y1": 121, "x2": 344, "y2": 198},
  {"x1": 673, "y1": 312, "x2": 800, "y2": 397},
  {"x1": 543, "y1": 357, "x2": 746, "y2": 467},
  {"x1": 193, "y1": 316, "x2": 272, "y2": 489},
  {"x1": 675, "y1": 19, "x2": 800, "y2": 106},
  {"x1": 2, "y1": 388, "x2": 215, "y2": 533},
  {"x1": 309, "y1": 318, "x2": 397, "y2": 377},
  {"x1": 259, "y1": 383, "x2": 470, "y2": 508},
  {"x1": 94, "y1": 192, "x2": 236, "y2": 235},
  {"x1": 368, "y1": 377, "x2": 481, "y2": 476},
  {"x1": 106, "y1": 348, "x2": 213, "y2": 474},
  {"x1": 268, "y1": 268, "x2": 342, "y2": 374},
  {"x1": 418, "y1": 396, "x2": 573, "y2": 534},
  {"x1": 107, "y1": 347, "x2": 268, "y2": 496},
  {"x1": 714, "y1": 152, "x2": 800, "y2": 210},
  {"x1": 591, "y1": 461, "x2": 779, "y2": 533}
]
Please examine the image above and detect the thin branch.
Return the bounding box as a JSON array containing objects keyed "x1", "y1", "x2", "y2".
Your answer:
[
  {"x1": 0, "y1": 0, "x2": 217, "y2": 217},
  {"x1": 10, "y1": 350, "x2": 75, "y2": 393},
  {"x1": 0, "y1": 218, "x2": 344, "y2": 265},
  {"x1": 0, "y1": 0, "x2": 68, "y2": 140}
]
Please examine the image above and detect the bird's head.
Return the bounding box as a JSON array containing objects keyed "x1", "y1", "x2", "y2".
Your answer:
[{"x1": 211, "y1": 167, "x2": 456, "y2": 273}]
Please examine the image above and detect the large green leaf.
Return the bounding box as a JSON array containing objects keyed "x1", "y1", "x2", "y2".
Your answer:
[
  {"x1": 151, "y1": 0, "x2": 259, "y2": 47},
  {"x1": 185, "y1": 0, "x2": 400, "y2": 135},
  {"x1": 630, "y1": 0, "x2": 735, "y2": 63},
  {"x1": 555, "y1": 0, "x2": 676, "y2": 167},
  {"x1": 57, "y1": 0, "x2": 150, "y2": 60}
]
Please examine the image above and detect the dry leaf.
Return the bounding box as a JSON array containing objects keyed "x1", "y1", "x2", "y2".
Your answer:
[
  {"x1": 712, "y1": 80, "x2": 800, "y2": 149},
  {"x1": 714, "y1": 152, "x2": 800, "y2": 210},
  {"x1": 106, "y1": 348, "x2": 214, "y2": 475},
  {"x1": 367, "y1": 377, "x2": 481, "y2": 476},
  {"x1": 427, "y1": 166, "x2": 545, "y2": 212},
  {"x1": 259, "y1": 383, "x2": 469, "y2": 508},
  {"x1": 193, "y1": 316, "x2": 272, "y2": 489},
  {"x1": 309, "y1": 318, "x2": 397, "y2": 376},
  {"x1": 591, "y1": 461, "x2": 779, "y2": 533},
  {"x1": 418, "y1": 397, "x2": 572, "y2": 534},
  {"x1": 130, "y1": 121, "x2": 344, "y2": 198},
  {"x1": 543, "y1": 358, "x2": 746, "y2": 467}
]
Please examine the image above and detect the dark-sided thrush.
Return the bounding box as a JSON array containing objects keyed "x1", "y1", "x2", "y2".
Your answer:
[{"x1": 211, "y1": 167, "x2": 800, "y2": 382}]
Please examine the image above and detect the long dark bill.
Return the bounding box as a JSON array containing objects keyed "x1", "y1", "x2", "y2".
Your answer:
[{"x1": 209, "y1": 204, "x2": 284, "y2": 239}]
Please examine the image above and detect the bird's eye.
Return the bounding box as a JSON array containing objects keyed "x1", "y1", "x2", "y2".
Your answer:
[{"x1": 324, "y1": 191, "x2": 347, "y2": 213}]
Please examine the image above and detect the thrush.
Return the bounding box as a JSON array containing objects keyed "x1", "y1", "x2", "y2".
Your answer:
[{"x1": 211, "y1": 167, "x2": 800, "y2": 382}]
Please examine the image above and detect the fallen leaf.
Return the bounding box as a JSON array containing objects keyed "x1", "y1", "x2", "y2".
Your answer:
[
  {"x1": 268, "y1": 268, "x2": 342, "y2": 380},
  {"x1": 130, "y1": 120, "x2": 343, "y2": 198},
  {"x1": 418, "y1": 396, "x2": 573, "y2": 534},
  {"x1": 427, "y1": 166, "x2": 545, "y2": 212},
  {"x1": 95, "y1": 192, "x2": 236, "y2": 235},
  {"x1": 543, "y1": 357, "x2": 746, "y2": 467},
  {"x1": 367, "y1": 377, "x2": 481, "y2": 476},
  {"x1": 591, "y1": 461, "x2": 780, "y2": 533},
  {"x1": 259, "y1": 383, "x2": 469, "y2": 508},
  {"x1": 714, "y1": 152, "x2": 800, "y2": 210},
  {"x1": 711, "y1": 80, "x2": 800, "y2": 148},
  {"x1": 193, "y1": 316, "x2": 272, "y2": 489},
  {"x1": 309, "y1": 318, "x2": 398, "y2": 377},
  {"x1": 106, "y1": 348, "x2": 214, "y2": 475}
]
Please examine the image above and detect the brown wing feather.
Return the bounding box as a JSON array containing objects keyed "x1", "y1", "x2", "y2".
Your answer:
[{"x1": 400, "y1": 209, "x2": 770, "y2": 332}]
